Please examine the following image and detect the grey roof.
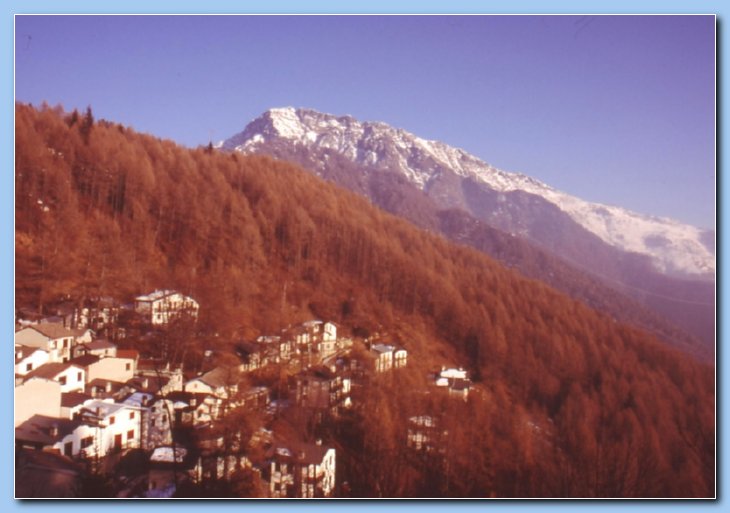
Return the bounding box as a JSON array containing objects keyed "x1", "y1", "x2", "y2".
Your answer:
[
  {"x1": 121, "y1": 391, "x2": 155, "y2": 408},
  {"x1": 85, "y1": 339, "x2": 116, "y2": 350},
  {"x1": 79, "y1": 399, "x2": 127, "y2": 420},
  {"x1": 195, "y1": 367, "x2": 239, "y2": 389},
  {"x1": 135, "y1": 289, "x2": 177, "y2": 302},
  {"x1": 371, "y1": 343, "x2": 396, "y2": 354}
]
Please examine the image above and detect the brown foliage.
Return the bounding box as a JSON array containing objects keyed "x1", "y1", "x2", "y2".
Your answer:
[{"x1": 14, "y1": 103, "x2": 714, "y2": 497}]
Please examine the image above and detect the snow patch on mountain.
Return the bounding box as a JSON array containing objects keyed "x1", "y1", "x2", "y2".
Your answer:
[{"x1": 223, "y1": 108, "x2": 715, "y2": 277}]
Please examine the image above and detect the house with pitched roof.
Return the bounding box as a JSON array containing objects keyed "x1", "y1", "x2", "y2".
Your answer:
[
  {"x1": 265, "y1": 439, "x2": 336, "y2": 498},
  {"x1": 74, "y1": 355, "x2": 135, "y2": 384},
  {"x1": 15, "y1": 414, "x2": 94, "y2": 459},
  {"x1": 24, "y1": 362, "x2": 86, "y2": 393},
  {"x1": 185, "y1": 366, "x2": 240, "y2": 399},
  {"x1": 15, "y1": 323, "x2": 77, "y2": 363},
  {"x1": 76, "y1": 399, "x2": 144, "y2": 457},
  {"x1": 370, "y1": 343, "x2": 395, "y2": 373},
  {"x1": 434, "y1": 367, "x2": 472, "y2": 400},
  {"x1": 134, "y1": 290, "x2": 199, "y2": 325},
  {"x1": 15, "y1": 344, "x2": 50, "y2": 377},
  {"x1": 73, "y1": 338, "x2": 117, "y2": 359}
]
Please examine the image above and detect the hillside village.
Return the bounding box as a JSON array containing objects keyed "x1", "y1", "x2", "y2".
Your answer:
[{"x1": 14, "y1": 290, "x2": 473, "y2": 498}]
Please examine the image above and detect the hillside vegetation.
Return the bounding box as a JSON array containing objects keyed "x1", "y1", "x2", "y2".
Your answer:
[
  {"x1": 242, "y1": 141, "x2": 714, "y2": 360},
  {"x1": 15, "y1": 103, "x2": 714, "y2": 497}
]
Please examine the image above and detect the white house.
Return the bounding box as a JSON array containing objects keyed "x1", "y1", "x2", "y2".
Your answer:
[
  {"x1": 435, "y1": 367, "x2": 471, "y2": 400},
  {"x1": 15, "y1": 323, "x2": 76, "y2": 363},
  {"x1": 133, "y1": 360, "x2": 183, "y2": 395},
  {"x1": 16, "y1": 399, "x2": 144, "y2": 460},
  {"x1": 166, "y1": 391, "x2": 220, "y2": 427},
  {"x1": 77, "y1": 399, "x2": 144, "y2": 457},
  {"x1": 394, "y1": 347, "x2": 408, "y2": 369},
  {"x1": 134, "y1": 290, "x2": 199, "y2": 325},
  {"x1": 15, "y1": 345, "x2": 50, "y2": 377},
  {"x1": 15, "y1": 414, "x2": 95, "y2": 459},
  {"x1": 289, "y1": 319, "x2": 337, "y2": 358},
  {"x1": 371, "y1": 344, "x2": 395, "y2": 373},
  {"x1": 319, "y1": 322, "x2": 338, "y2": 358},
  {"x1": 185, "y1": 366, "x2": 239, "y2": 399},
  {"x1": 25, "y1": 362, "x2": 86, "y2": 393},
  {"x1": 267, "y1": 441, "x2": 336, "y2": 498}
]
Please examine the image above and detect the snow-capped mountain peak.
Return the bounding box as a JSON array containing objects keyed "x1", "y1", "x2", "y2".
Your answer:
[{"x1": 222, "y1": 108, "x2": 714, "y2": 278}]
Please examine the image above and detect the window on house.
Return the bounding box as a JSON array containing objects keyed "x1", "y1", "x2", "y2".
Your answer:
[
  {"x1": 127, "y1": 429, "x2": 134, "y2": 441},
  {"x1": 126, "y1": 363, "x2": 131, "y2": 371},
  {"x1": 77, "y1": 372, "x2": 82, "y2": 381},
  {"x1": 129, "y1": 411, "x2": 135, "y2": 420},
  {"x1": 81, "y1": 436, "x2": 93, "y2": 448},
  {"x1": 109, "y1": 416, "x2": 115, "y2": 425},
  {"x1": 58, "y1": 376, "x2": 67, "y2": 386},
  {"x1": 25, "y1": 363, "x2": 32, "y2": 372}
]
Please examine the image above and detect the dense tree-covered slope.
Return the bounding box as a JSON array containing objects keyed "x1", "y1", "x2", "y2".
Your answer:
[{"x1": 15, "y1": 103, "x2": 714, "y2": 497}]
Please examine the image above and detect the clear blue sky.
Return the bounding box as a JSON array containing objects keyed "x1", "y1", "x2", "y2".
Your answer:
[{"x1": 14, "y1": 14, "x2": 715, "y2": 229}]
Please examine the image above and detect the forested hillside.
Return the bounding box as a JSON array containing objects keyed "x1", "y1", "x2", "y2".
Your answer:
[
  {"x1": 15, "y1": 103, "x2": 714, "y2": 497},
  {"x1": 235, "y1": 140, "x2": 713, "y2": 360}
]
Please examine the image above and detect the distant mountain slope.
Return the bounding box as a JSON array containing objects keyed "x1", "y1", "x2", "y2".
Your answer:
[
  {"x1": 221, "y1": 107, "x2": 715, "y2": 279},
  {"x1": 221, "y1": 108, "x2": 715, "y2": 355}
]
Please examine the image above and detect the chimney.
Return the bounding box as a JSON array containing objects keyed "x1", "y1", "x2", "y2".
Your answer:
[
  {"x1": 105, "y1": 381, "x2": 112, "y2": 393},
  {"x1": 50, "y1": 423, "x2": 59, "y2": 438}
]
